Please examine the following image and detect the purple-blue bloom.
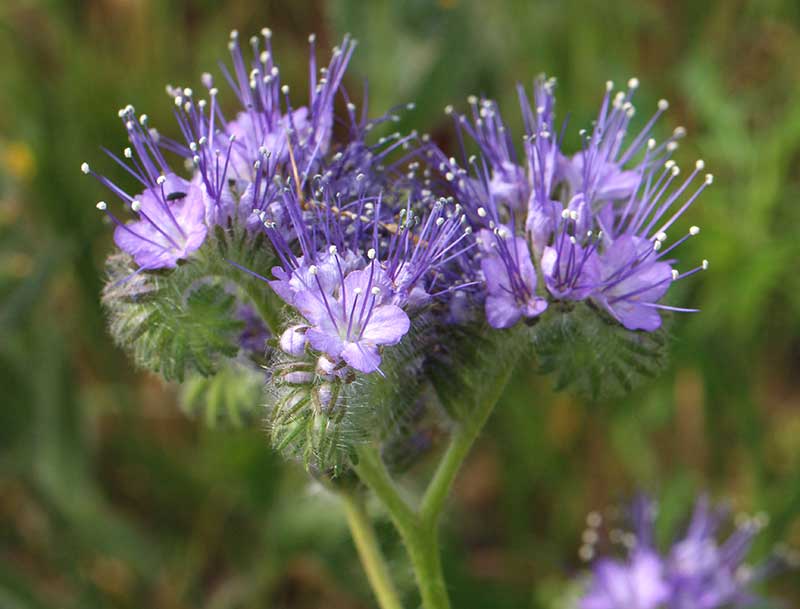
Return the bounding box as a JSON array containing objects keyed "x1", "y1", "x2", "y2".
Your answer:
[
  {"x1": 580, "y1": 496, "x2": 782, "y2": 609},
  {"x1": 295, "y1": 261, "x2": 410, "y2": 373},
  {"x1": 433, "y1": 76, "x2": 711, "y2": 332},
  {"x1": 478, "y1": 228, "x2": 547, "y2": 328}
]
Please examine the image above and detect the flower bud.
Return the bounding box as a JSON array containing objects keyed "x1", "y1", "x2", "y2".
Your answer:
[{"x1": 280, "y1": 325, "x2": 308, "y2": 356}]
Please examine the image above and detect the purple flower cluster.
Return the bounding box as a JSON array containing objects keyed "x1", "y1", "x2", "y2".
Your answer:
[
  {"x1": 87, "y1": 29, "x2": 711, "y2": 382},
  {"x1": 434, "y1": 76, "x2": 711, "y2": 331},
  {"x1": 579, "y1": 496, "x2": 785, "y2": 609}
]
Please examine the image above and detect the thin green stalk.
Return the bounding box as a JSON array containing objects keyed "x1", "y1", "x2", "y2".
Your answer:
[
  {"x1": 352, "y1": 363, "x2": 517, "y2": 609},
  {"x1": 421, "y1": 364, "x2": 517, "y2": 526},
  {"x1": 340, "y1": 492, "x2": 404, "y2": 609}
]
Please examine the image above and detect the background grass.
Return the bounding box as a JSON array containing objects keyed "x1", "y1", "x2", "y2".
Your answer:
[{"x1": 1, "y1": 0, "x2": 799, "y2": 607}]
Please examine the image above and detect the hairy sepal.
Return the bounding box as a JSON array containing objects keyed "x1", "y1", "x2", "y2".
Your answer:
[
  {"x1": 102, "y1": 226, "x2": 279, "y2": 382},
  {"x1": 532, "y1": 301, "x2": 670, "y2": 401},
  {"x1": 266, "y1": 311, "x2": 435, "y2": 476}
]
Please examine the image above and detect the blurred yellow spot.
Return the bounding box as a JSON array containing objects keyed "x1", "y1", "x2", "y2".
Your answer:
[
  {"x1": 1, "y1": 252, "x2": 34, "y2": 278},
  {"x1": 1, "y1": 140, "x2": 36, "y2": 181},
  {"x1": 438, "y1": 0, "x2": 458, "y2": 8}
]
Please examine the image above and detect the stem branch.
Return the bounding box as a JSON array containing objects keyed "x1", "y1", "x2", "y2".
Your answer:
[{"x1": 341, "y1": 491, "x2": 404, "y2": 609}]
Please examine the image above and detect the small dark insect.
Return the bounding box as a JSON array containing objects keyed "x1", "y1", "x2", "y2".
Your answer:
[{"x1": 166, "y1": 191, "x2": 187, "y2": 201}]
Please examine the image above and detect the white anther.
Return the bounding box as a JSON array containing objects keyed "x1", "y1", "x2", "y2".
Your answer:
[
  {"x1": 444, "y1": 104, "x2": 454, "y2": 115},
  {"x1": 156, "y1": 175, "x2": 166, "y2": 185},
  {"x1": 667, "y1": 141, "x2": 679, "y2": 152},
  {"x1": 587, "y1": 512, "x2": 602, "y2": 528},
  {"x1": 665, "y1": 160, "x2": 676, "y2": 169},
  {"x1": 569, "y1": 210, "x2": 579, "y2": 221},
  {"x1": 131, "y1": 200, "x2": 141, "y2": 212},
  {"x1": 81, "y1": 162, "x2": 90, "y2": 174},
  {"x1": 139, "y1": 114, "x2": 148, "y2": 125},
  {"x1": 346, "y1": 102, "x2": 356, "y2": 112},
  {"x1": 655, "y1": 231, "x2": 667, "y2": 242},
  {"x1": 209, "y1": 87, "x2": 218, "y2": 97},
  {"x1": 702, "y1": 259, "x2": 709, "y2": 270},
  {"x1": 467, "y1": 94, "x2": 478, "y2": 104},
  {"x1": 569, "y1": 236, "x2": 577, "y2": 245},
  {"x1": 653, "y1": 240, "x2": 662, "y2": 251},
  {"x1": 436, "y1": 217, "x2": 445, "y2": 226},
  {"x1": 230, "y1": 29, "x2": 238, "y2": 40},
  {"x1": 628, "y1": 77, "x2": 639, "y2": 89},
  {"x1": 658, "y1": 99, "x2": 669, "y2": 111},
  {"x1": 673, "y1": 126, "x2": 686, "y2": 138},
  {"x1": 689, "y1": 226, "x2": 700, "y2": 236},
  {"x1": 308, "y1": 33, "x2": 316, "y2": 43},
  {"x1": 647, "y1": 138, "x2": 656, "y2": 150},
  {"x1": 705, "y1": 173, "x2": 714, "y2": 184},
  {"x1": 308, "y1": 265, "x2": 318, "y2": 276},
  {"x1": 183, "y1": 87, "x2": 193, "y2": 97},
  {"x1": 371, "y1": 286, "x2": 381, "y2": 296},
  {"x1": 262, "y1": 27, "x2": 272, "y2": 38},
  {"x1": 672, "y1": 269, "x2": 679, "y2": 280},
  {"x1": 353, "y1": 287, "x2": 362, "y2": 295},
  {"x1": 96, "y1": 201, "x2": 107, "y2": 210},
  {"x1": 445, "y1": 172, "x2": 454, "y2": 181},
  {"x1": 695, "y1": 159, "x2": 705, "y2": 170},
  {"x1": 281, "y1": 85, "x2": 289, "y2": 94},
  {"x1": 328, "y1": 245, "x2": 337, "y2": 255},
  {"x1": 671, "y1": 165, "x2": 681, "y2": 176},
  {"x1": 477, "y1": 207, "x2": 487, "y2": 218},
  {"x1": 561, "y1": 209, "x2": 570, "y2": 219},
  {"x1": 605, "y1": 80, "x2": 614, "y2": 91},
  {"x1": 579, "y1": 545, "x2": 595, "y2": 562},
  {"x1": 367, "y1": 248, "x2": 376, "y2": 260}
]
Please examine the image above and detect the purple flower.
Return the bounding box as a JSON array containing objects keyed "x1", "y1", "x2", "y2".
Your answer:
[
  {"x1": 581, "y1": 550, "x2": 669, "y2": 609},
  {"x1": 111, "y1": 173, "x2": 207, "y2": 269},
  {"x1": 294, "y1": 262, "x2": 410, "y2": 373},
  {"x1": 237, "y1": 303, "x2": 271, "y2": 355},
  {"x1": 580, "y1": 496, "x2": 783, "y2": 609},
  {"x1": 541, "y1": 238, "x2": 600, "y2": 301},
  {"x1": 592, "y1": 235, "x2": 674, "y2": 331},
  {"x1": 479, "y1": 229, "x2": 547, "y2": 329},
  {"x1": 561, "y1": 149, "x2": 641, "y2": 202}
]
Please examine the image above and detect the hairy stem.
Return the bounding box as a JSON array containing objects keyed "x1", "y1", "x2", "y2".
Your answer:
[
  {"x1": 340, "y1": 491, "x2": 404, "y2": 609},
  {"x1": 352, "y1": 362, "x2": 517, "y2": 609}
]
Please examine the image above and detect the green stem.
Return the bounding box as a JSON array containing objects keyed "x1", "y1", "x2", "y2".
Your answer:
[
  {"x1": 352, "y1": 362, "x2": 518, "y2": 609},
  {"x1": 354, "y1": 446, "x2": 451, "y2": 609},
  {"x1": 421, "y1": 363, "x2": 516, "y2": 526},
  {"x1": 340, "y1": 492, "x2": 404, "y2": 609}
]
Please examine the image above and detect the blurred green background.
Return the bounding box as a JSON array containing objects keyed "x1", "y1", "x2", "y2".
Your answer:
[{"x1": 1, "y1": 0, "x2": 799, "y2": 607}]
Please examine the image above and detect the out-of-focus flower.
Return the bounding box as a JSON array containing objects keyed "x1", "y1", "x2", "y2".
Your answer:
[{"x1": 579, "y1": 496, "x2": 785, "y2": 609}]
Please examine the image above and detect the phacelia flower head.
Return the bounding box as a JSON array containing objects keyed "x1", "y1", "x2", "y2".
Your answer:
[
  {"x1": 432, "y1": 76, "x2": 711, "y2": 332},
  {"x1": 579, "y1": 496, "x2": 790, "y2": 609},
  {"x1": 245, "y1": 175, "x2": 474, "y2": 375},
  {"x1": 84, "y1": 30, "x2": 415, "y2": 273}
]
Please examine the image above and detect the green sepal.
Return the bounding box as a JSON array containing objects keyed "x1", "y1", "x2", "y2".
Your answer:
[
  {"x1": 267, "y1": 310, "x2": 435, "y2": 476},
  {"x1": 532, "y1": 301, "x2": 670, "y2": 401},
  {"x1": 102, "y1": 227, "x2": 279, "y2": 382}
]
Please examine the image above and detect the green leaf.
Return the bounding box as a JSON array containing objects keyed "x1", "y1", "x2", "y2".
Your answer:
[
  {"x1": 102, "y1": 227, "x2": 279, "y2": 382},
  {"x1": 532, "y1": 302, "x2": 670, "y2": 401},
  {"x1": 180, "y1": 359, "x2": 266, "y2": 427}
]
